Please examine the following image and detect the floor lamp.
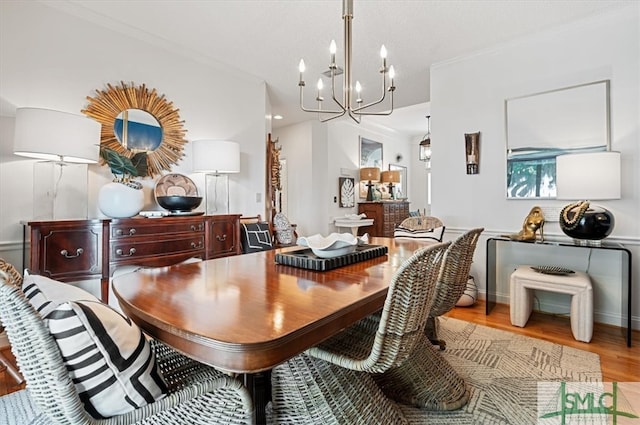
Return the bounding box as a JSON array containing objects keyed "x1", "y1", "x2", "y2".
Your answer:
[
  {"x1": 192, "y1": 140, "x2": 240, "y2": 214},
  {"x1": 13, "y1": 108, "x2": 100, "y2": 220}
]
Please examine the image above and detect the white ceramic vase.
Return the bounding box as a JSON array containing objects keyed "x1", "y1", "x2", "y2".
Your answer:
[{"x1": 98, "y1": 182, "x2": 144, "y2": 218}]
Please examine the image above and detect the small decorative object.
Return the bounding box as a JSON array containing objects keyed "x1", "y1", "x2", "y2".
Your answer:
[
  {"x1": 297, "y1": 233, "x2": 364, "y2": 259},
  {"x1": 502, "y1": 206, "x2": 545, "y2": 242},
  {"x1": 359, "y1": 167, "x2": 380, "y2": 201},
  {"x1": 154, "y1": 174, "x2": 203, "y2": 215},
  {"x1": 339, "y1": 177, "x2": 355, "y2": 208},
  {"x1": 465, "y1": 132, "x2": 480, "y2": 174},
  {"x1": 97, "y1": 146, "x2": 147, "y2": 218},
  {"x1": 530, "y1": 266, "x2": 575, "y2": 276},
  {"x1": 273, "y1": 212, "x2": 296, "y2": 245}
]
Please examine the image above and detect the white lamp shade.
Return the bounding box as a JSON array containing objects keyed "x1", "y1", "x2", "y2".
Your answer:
[
  {"x1": 556, "y1": 151, "x2": 621, "y2": 200},
  {"x1": 192, "y1": 140, "x2": 240, "y2": 173},
  {"x1": 13, "y1": 108, "x2": 101, "y2": 163}
]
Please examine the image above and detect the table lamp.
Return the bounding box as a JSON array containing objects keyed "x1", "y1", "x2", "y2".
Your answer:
[
  {"x1": 556, "y1": 151, "x2": 621, "y2": 246},
  {"x1": 192, "y1": 140, "x2": 240, "y2": 214},
  {"x1": 360, "y1": 167, "x2": 380, "y2": 201},
  {"x1": 13, "y1": 108, "x2": 100, "y2": 219},
  {"x1": 380, "y1": 170, "x2": 400, "y2": 199}
]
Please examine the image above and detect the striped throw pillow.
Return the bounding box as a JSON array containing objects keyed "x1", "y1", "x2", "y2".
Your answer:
[
  {"x1": 46, "y1": 300, "x2": 168, "y2": 418},
  {"x1": 393, "y1": 225, "x2": 445, "y2": 242},
  {"x1": 21, "y1": 272, "x2": 99, "y2": 318}
]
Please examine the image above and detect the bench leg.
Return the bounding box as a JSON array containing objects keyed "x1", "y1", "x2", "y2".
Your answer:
[
  {"x1": 510, "y1": 282, "x2": 533, "y2": 327},
  {"x1": 570, "y1": 287, "x2": 593, "y2": 343}
]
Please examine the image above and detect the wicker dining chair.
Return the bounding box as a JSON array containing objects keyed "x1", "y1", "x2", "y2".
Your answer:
[
  {"x1": 0, "y1": 271, "x2": 254, "y2": 425},
  {"x1": 0, "y1": 258, "x2": 25, "y2": 387},
  {"x1": 304, "y1": 242, "x2": 450, "y2": 374},
  {"x1": 425, "y1": 227, "x2": 484, "y2": 350}
]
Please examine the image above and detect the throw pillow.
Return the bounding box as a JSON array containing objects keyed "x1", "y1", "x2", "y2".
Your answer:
[
  {"x1": 22, "y1": 272, "x2": 99, "y2": 318},
  {"x1": 46, "y1": 300, "x2": 168, "y2": 418},
  {"x1": 240, "y1": 222, "x2": 273, "y2": 253},
  {"x1": 393, "y1": 225, "x2": 445, "y2": 242}
]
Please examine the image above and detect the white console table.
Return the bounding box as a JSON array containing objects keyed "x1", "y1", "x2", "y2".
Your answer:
[{"x1": 334, "y1": 219, "x2": 375, "y2": 236}]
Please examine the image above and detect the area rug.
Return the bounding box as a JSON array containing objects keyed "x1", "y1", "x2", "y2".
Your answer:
[{"x1": 401, "y1": 317, "x2": 602, "y2": 424}]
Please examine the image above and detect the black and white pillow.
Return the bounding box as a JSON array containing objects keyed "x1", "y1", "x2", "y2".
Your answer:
[
  {"x1": 46, "y1": 300, "x2": 168, "y2": 418},
  {"x1": 240, "y1": 222, "x2": 273, "y2": 253},
  {"x1": 21, "y1": 272, "x2": 99, "y2": 318},
  {"x1": 393, "y1": 225, "x2": 446, "y2": 242}
]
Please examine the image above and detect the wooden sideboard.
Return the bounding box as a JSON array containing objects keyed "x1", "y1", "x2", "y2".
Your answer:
[
  {"x1": 26, "y1": 214, "x2": 241, "y2": 303},
  {"x1": 357, "y1": 201, "x2": 410, "y2": 237}
]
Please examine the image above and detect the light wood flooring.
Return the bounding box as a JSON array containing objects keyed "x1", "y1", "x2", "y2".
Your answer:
[{"x1": 1, "y1": 301, "x2": 638, "y2": 397}]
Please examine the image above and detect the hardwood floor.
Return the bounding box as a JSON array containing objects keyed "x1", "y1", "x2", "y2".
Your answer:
[{"x1": 0, "y1": 301, "x2": 638, "y2": 397}]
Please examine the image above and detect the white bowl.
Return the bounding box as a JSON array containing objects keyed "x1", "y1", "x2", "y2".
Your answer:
[{"x1": 297, "y1": 233, "x2": 359, "y2": 258}]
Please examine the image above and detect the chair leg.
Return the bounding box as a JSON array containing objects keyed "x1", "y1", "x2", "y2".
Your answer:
[
  {"x1": 0, "y1": 352, "x2": 25, "y2": 387},
  {"x1": 424, "y1": 317, "x2": 446, "y2": 350},
  {"x1": 374, "y1": 334, "x2": 469, "y2": 411}
]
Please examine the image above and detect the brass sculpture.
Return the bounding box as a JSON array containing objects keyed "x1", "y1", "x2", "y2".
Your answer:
[{"x1": 503, "y1": 206, "x2": 545, "y2": 242}]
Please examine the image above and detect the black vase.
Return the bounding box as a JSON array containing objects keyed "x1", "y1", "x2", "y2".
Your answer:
[{"x1": 560, "y1": 204, "x2": 614, "y2": 241}]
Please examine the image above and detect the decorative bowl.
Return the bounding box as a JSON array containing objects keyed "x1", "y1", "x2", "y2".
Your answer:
[
  {"x1": 156, "y1": 195, "x2": 202, "y2": 212},
  {"x1": 297, "y1": 233, "x2": 360, "y2": 258}
]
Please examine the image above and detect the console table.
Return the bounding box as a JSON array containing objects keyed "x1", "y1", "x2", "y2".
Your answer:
[
  {"x1": 485, "y1": 237, "x2": 633, "y2": 347},
  {"x1": 25, "y1": 214, "x2": 241, "y2": 303}
]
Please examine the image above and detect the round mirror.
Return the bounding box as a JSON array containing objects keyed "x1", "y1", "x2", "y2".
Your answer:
[
  {"x1": 114, "y1": 109, "x2": 163, "y2": 152},
  {"x1": 82, "y1": 82, "x2": 187, "y2": 177}
]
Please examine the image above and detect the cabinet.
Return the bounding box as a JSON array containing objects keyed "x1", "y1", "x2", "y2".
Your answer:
[
  {"x1": 357, "y1": 201, "x2": 410, "y2": 237},
  {"x1": 27, "y1": 214, "x2": 241, "y2": 303}
]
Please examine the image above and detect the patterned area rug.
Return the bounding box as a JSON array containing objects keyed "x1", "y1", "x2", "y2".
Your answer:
[{"x1": 401, "y1": 317, "x2": 602, "y2": 424}]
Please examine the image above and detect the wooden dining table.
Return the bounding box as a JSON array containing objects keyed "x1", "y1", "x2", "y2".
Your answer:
[{"x1": 112, "y1": 236, "x2": 430, "y2": 423}]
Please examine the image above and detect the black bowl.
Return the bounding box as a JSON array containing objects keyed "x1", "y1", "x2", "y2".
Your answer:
[{"x1": 156, "y1": 196, "x2": 202, "y2": 212}]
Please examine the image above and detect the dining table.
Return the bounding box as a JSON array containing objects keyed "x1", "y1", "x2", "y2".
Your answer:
[{"x1": 112, "y1": 236, "x2": 431, "y2": 424}]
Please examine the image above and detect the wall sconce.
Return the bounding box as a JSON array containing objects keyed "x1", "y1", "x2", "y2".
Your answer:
[
  {"x1": 192, "y1": 140, "x2": 240, "y2": 214},
  {"x1": 465, "y1": 132, "x2": 480, "y2": 174},
  {"x1": 13, "y1": 108, "x2": 100, "y2": 219},
  {"x1": 359, "y1": 167, "x2": 380, "y2": 201},
  {"x1": 419, "y1": 115, "x2": 431, "y2": 166},
  {"x1": 556, "y1": 151, "x2": 620, "y2": 246},
  {"x1": 380, "y1": 170, "x2": 400, "y2": 199}
]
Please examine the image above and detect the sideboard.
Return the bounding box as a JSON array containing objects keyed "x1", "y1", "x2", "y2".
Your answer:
[
  {"x1": 25, "y1": 214, "x2": 241, "y2": 303},
  {"x1": 357, "y1": 201, "x2": 410, "y2": 237}
]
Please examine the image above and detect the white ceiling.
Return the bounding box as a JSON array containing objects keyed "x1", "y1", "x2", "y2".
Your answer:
[{"x1": 46, "y1": 0, "x2": 633, "y2": 136}]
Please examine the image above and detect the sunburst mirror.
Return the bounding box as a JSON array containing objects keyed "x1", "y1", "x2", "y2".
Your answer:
[{"x1": 82, "y1": 81, "x2": 187, "y2": 178}]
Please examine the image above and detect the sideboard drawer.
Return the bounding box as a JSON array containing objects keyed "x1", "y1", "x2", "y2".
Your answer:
[
  {"x1": 111, "y1": 235, "x2": 205, "y2": 263},
  {"x1": 111, "y1": 220, "x2": 205, "y2": 239}
]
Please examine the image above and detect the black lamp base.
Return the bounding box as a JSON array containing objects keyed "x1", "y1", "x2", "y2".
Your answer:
[
  {"x1": 366, "y1": 182, "x2": 374, "y2": 201},
  {"x1": 559, "y1": 202, "x2": 614, "y2": 245}
]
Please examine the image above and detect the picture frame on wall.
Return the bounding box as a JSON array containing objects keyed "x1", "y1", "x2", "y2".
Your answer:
[
  {"x1": 359, "y1": 137, "x2": 383, "y2": 199},
  {"x1": 338, "y1": 177, "x2": 355, "y2": 208}
]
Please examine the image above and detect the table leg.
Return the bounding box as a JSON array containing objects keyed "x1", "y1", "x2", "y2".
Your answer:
[{"x1": 243, "y1": 370, "x2": 272, "y2": 425}]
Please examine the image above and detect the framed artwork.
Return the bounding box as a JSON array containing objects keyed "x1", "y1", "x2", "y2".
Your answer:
[
  {"x1": 389, "y1": 164, "x2": 407, "y2": 199},
  {"x1": 505, "y1": 80, "x2": 609, "y2": 199},
  {"x1": 338, "y1": 177, "x2": 355, "y2": 208},
  {"x1": 359, "y1": 137, "x2": 383, "y2": 199}
]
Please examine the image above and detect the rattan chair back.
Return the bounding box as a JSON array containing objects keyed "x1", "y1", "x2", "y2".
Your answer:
[
  {"x1": 306, "y1": 242, "x2": 450, "y2": 373},
  {"x1": 398, "y1": 216, "x2": 444, "y2": 231},
  {"x1": 430, "y1": 228, "x2": 484, "y2": 318},
  {"x1": 0, "y1": 271, "x2": 254, "y2": 424}
]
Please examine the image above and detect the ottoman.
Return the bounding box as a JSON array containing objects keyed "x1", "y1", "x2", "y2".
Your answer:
[{"x1": 510, "y1": 265, "x2": 593, "y2": 342}]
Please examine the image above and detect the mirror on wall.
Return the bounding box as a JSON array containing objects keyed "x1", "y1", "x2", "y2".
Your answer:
[
  {"x1": 505, "y1": 80, "x2": 610, "y2": 199},
  {"x1": 82, "y1": 82, "x2": 187, "y2": 177}
]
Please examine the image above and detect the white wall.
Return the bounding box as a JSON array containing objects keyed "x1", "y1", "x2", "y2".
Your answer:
[
  {"x1": 0, "y1": 2, "x2": 268, "y2": 287},
  {"x1": 430, "y1": 5, "x2": 639, "y2": 329},
  {"x1": 274, "y1": 118, "x2": 415, "y2": 237}
]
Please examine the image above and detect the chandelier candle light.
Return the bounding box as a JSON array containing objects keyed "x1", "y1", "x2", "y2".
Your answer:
[{"x1": 298, "y1": 0, "x2": 396, "y2": 123}]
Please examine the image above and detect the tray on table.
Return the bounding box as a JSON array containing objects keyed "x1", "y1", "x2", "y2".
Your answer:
[{"x1": 274, "y1": 244, "x2": 388, "y2": 271}]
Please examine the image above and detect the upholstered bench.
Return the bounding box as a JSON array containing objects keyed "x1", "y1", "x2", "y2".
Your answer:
[{"x1": 509, "y1": 265, "x2": 593, "y2": 342}]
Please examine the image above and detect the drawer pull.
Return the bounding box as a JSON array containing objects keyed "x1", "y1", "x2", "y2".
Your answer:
[
  {"x1": 191, "y1": 241, "x2": 203, "y2": 249},
  {"x1": 216, "y1": 234, "x2": 227, "y2": 242},
  {"x1": 60, "y1": 248, "x2": 84, "y2": 258},
  {"x1": 116, "y1": 228, "x2": 136, "y2": 236},
  {"x1": 190, "y1": 224, "x2": 204, "y2": 232},
  {"x1": 116, "y1": 248, "x2": 136, "y2": 257}
]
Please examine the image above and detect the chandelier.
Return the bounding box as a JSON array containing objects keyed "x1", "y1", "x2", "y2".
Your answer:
[{"x1": 298, "y1": 0, "x2": 396, "y2": 123}]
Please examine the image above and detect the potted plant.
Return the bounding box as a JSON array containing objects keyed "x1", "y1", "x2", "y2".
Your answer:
[{"x1": 97, "y1": 147, "x2": 149, "y2": 218}]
